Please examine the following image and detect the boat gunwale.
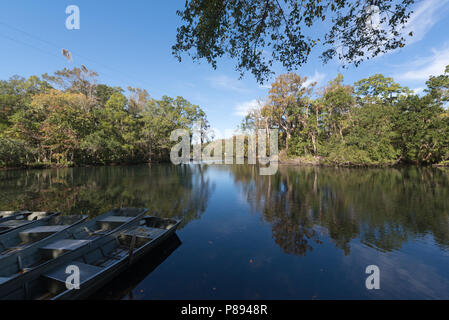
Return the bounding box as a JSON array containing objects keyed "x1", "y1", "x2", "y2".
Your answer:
[
  {"x1": 0, "y1": 211, "x2": 32, "y2": 224},
  {"x1": 0, "y1": 212, "x2": 61, "y2": 236}
]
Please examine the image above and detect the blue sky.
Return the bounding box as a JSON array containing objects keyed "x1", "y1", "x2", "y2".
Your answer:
[{"x1": 1, "y1": 0, "x2": 449, "y2": 137}]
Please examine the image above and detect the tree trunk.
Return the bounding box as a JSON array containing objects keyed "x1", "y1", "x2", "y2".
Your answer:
[{"x1": 311, "y1": 133, "x2": 317, "y2": 156}]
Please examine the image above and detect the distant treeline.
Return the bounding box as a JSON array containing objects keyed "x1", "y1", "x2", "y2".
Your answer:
[
  {"x1": 2, "y1": 66, "x2": 449, "y2": 169},
  {"x1": 0, "y1": 68, "x2": 208, "y2": 168},
  {"x1": 241, "y1": 67, "x2": 449, "y2": 166}
]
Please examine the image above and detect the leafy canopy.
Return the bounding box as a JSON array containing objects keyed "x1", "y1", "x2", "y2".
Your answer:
[{"x1": 173, "y1": 0, "x2": 415, "y2": 83}]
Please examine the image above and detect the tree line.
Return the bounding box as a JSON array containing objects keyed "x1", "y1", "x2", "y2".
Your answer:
[
  {"x1": 241, "y1": 66, "x2": 449, "y2": 166},
  {"x1": 0, "y1": 68, "x2": 209, "y2": 168}
]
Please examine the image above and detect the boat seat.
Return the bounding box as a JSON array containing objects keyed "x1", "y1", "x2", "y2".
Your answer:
[
  {"x1": 96, "y1": 216, "x2": 133, "y2": 230},
  {"x1": 43, "y1": 262, "x2": 103, "y2": 295},
  {"x1": 0, "y1": 211, "x2": 15, "y2": 217},
  {"x1": 122, "y1": 226, "x2": 165, "y2": 240},
  {"x1": 0, "y1": 277, "x2": 9, "y2": 285},
  {"x1": 19, "y1": 225, "x2": 68, "y2": 243},
  {"x1": 40, "y1": 239, "x2": 92, "y2": 259},
  {"x1": 27, "y1": 212, "x2": 47, "y2": 220}
]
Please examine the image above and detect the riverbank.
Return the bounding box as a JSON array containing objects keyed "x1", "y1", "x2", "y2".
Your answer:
[
  {"x1": 279, "y1": 158, "x2": 401, "y2": 167},
  {"x1": 433, "y1": 161, "x2": 449, "y2": 168},
  {"x1": 1, "y1": 148, "x2": 448, "y2": 170},
  {"x1": 0, "y1": 160, "x2": 159, "y2": 171},
  {"x1": 2, "y1": 158, "x2": 448, "y2": 171},
  {"x1": 278, "y1": 152, "x2": 448, "y2": 168}
]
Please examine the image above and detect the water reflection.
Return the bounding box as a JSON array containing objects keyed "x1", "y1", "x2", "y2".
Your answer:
[
  {"x1": 1, "y1": 164, "x2": 449, "y2": 299},
  {"x1": 229, "y1": 165, "x2": 449, "y2": 255},
  {"x1": 91, "y1": 234, "x2": 182, "y2": 300},
  {"x1": 0, "y1": 164, "x2": 215, "y2": 228},
  {"x1": 1, "y1": 165, "x2": 448, "y2": 255}
]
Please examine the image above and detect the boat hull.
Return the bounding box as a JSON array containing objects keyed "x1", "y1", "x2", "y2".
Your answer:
[{"x1": 51, "y1": 217, "x2": 181, "y2": 300}]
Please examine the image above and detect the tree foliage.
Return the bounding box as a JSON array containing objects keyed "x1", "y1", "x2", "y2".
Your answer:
[
  {"x1": 243, "y1": 66, "x2": 449, "y2": 166},
  {"x1": 0, "y1": 68, "x2": 208, "y2": 168},
  {"x1": 173, "y1": 0, "x2": 415, "y2": 83}
]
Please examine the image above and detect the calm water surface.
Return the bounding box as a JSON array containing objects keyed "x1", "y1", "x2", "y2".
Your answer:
[{"x1": 1, "y1": 164, "x2": 449, "y2": 299}]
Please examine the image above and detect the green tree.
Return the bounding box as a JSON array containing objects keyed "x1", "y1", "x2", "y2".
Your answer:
[
  {"x1": 31, "y1": 90, "x2": 91, "y2": 165},
  {"x1": 426, "y1": 65, "x2": 449, "y2": 104},
  {"x1": 396, "y1": 95, "x2": 448, "y2": 164},
  {"x1": 262, "y1": 73, "x2": 315, "y2": 150},
  {"x1": 0, "y1": 138, "x2": 31, "y2": 167},
  {"x1": 0, "y1": 75, "x2": 50, "y2": 131},
  {"x1": 82, "y1": 92, "x2": 131, "y2": 164},
  {"x1": 354, "y1": 74, "x2": 412, "y2": 105},
  {"x1": 343, "y1": 104, "x2": 400, "y2": 165},
  {"x1": 95, "y1": 84, "x2": 124, "y2": 107},
  {"x1": 321, "y1": 74, "x2": 355, "y2": 142}
]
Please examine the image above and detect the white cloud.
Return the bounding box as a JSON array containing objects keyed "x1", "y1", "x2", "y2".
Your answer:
[
  {"x1": 233, "y1": 99, "x2": 262, "y2": 116},
  {"x1": 334, "y1": 0, "x2": 448, "y2": 62},
  {"x1": 303, "y1": 71, "x2": 326, "y2": 87},
  {"x1": 397, "y1": 46, "x2": 449, "y2": 81},
  {"x1": 413, "y1": 87, "x2": 425, "y2": 95},
  {"x1": 403, "y1": 0, "x2": 449, "y2": 45},
  {"x1": 208, "y1": 75, "x2": 249, "y2": 93}
]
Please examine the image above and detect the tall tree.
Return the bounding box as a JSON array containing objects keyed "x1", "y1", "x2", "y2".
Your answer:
[
  {"x1": 395, "y1": 95, "x2": 448, "y2": 164},
  {"x1": 321, "y1": 74, "x2": 354, "y2": 141},
  {"x1": 262, "y1": 73, "x2": 315, "y2": 150},
  {"x1": 42, "y1": 68, "x2": 98, "y2": 108},
  {"x1": 354, "y1": 74, "x2": 411, "y2": 105}
]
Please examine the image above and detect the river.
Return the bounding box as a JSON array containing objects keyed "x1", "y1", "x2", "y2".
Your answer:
[{"x1": 1, "y1": 164, "x2": 448, "y2": 299}]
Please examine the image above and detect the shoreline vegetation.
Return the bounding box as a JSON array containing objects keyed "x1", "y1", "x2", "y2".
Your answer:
[
  {"x1": 279, "y1": 157, "x2": 449, "y2": 168},
  {"x1": 1, "y1": 66, "x2": 449, "y2": 170},
  {"x1": 238, "y1": 68, "x2": 449, "y2": 168},
  {"x1": 0, "y1": 67, "x2": 210, "y2": 169},
  {"x1": 2, "y1": 158, "x2": 449, "y2": 172}
]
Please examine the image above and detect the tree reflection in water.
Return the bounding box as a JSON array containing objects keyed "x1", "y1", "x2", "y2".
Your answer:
[
  {"x1": 1, "y1": 164, "x2": 449, "y2": 257},
  {"x1": 0, "y1": 164, "x2": 215, "y2": 229},
  {"x1": 229, "y1": 165, "x2": 449, "y2": 256}
]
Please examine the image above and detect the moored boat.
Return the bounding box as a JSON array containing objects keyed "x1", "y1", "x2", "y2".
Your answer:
[
  {"x1": 0, "y1": 208, "x2": 148, "y2": 299},
  {"x1": 90, "y1": 233, "x2": 182, "y2": 300},
  {"x1": 0, "y1": 211, "x2": 31, "y2": 223},
  {"x1": 1, "y1": 215, "x2": 180, "y2": 300},
  {"x1": 0, "y1": 214, "x2": 85, "y2": 257},
  {"x1": 0, "y1": 212, "x2": 61, "y2": 236},
  {"x1": 41, "y1": 216, "x2": 181, "y2": 300}
]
